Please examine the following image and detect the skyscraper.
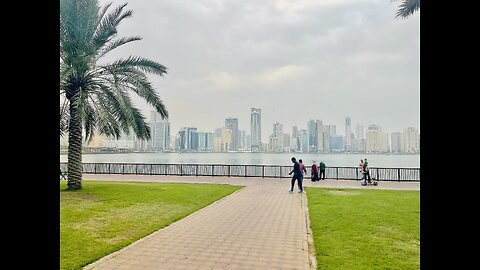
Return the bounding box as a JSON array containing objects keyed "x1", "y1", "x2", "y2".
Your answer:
[
  {"x1": 307, "y1": 120, "x2": 318, "y2": 152},
  {"x1": 292, "y1": 126, "x2": 299, "y2": 152},
  {"x1": 251, "y1": 108, "x2": 262, "y2": 152},
  {"x1": 391, "y1": 132, "x2": 403, "y2": 153},
  {"x1": 269, "y1": 122, "x2": 283, "y2": 152},
  {"x1": 225, "y1": 117, "x2": 239, "y2": 151},
  {"x1": 345, "y1": 117, "x2": 352, "y2": 152},
  {"x1": 356, "y1": 124, "x2": 364, "y2": 140},
  {"x1": 177, "y1": 127, "x2": 198, "y2": 151},
  {"x1": 365, "y1": 125, "x2": 389, "y2": 153},
  {"x1": 148, "y1": 111, "x2": 170, "y2": 151},
  {"x1": 316, "y1": 120, "x2": 324, "y2": 152},
  {"x1": 404, "y1": 127, "x2": 419, "y2": 153},
  {"x1": 299, "y1": 129, "x2": 309, "y2": 153}
]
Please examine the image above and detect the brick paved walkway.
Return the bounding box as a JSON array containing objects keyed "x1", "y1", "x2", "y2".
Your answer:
[{"x1": 82, "y1": 175, "x2": 419, "y2": 270}]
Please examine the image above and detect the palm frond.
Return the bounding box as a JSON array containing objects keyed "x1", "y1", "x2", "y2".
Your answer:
[
  {"x1": 393, "y1": 0, "x2": 420, "y2": 19},
  {"x1": 107, "y1": 56, "x2": 168, "y2": 76},
  {"x1": 98, "y1": 84, "x2": 151, "y2": 140},
  {"x1": 97, "y1": 36, "x2": 142, "y2": 59},
  {"x1": 93, "y1": 2, "x2": 131, "y2": 48}
]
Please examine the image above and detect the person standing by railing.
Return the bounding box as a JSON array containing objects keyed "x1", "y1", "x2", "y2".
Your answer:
[
  {"x1": 311, "y1": 161, "x2": 319, "y2": 182},
  {"x1": 288, "y1": 157, "x2": 303, "y2": 193},
  {"x1": 319, "y1": 161, "x2": 326, "y2": 180}
]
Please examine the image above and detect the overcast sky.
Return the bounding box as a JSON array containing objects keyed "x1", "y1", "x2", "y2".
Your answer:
[{"x1": 98, "y1": 0, "x2": 419, "y2": 141}]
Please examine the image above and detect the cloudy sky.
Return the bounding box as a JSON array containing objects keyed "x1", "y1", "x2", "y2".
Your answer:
[{"x1": 98, "y1": 0, "x2": 419, "y2": 141}]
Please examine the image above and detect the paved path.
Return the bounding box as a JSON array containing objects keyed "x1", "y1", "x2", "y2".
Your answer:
[{"x1": 83, "y1": 175, "x2": 419, "y2": 270}]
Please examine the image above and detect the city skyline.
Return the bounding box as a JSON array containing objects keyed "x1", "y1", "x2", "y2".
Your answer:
[
  {"x1": 96, "y1": 0, "x2": 419, "y2": 141},
  {"x1": 72, "y1": 110, "x2": 419, "y2": 154}
]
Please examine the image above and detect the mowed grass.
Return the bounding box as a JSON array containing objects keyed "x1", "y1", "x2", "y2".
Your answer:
[
  {"x1": 60, "y1": 180, "x2": 242, "y2": 270},
  {"x1": 306, "y1": 187, "x2": 420, "y2": 270}
]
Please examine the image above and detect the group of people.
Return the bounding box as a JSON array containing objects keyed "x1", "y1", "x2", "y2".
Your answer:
[
  {"x1": 359, "y1": 158, "x2": 372, "y2": 185},
  {"x1": 288, "y1": 157, "x2": 326, "y2": 193}
]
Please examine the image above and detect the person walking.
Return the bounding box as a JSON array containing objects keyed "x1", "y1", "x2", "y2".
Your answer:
[
  {"x1": 364, "y1": 158, "x2": 371, "y2": 183},
  {"x1": 288, "y1": 157, "x2": 304, "y2": 193},
  {"x1": 358, "y1": 159, "x2": 364, "y2": 181},
  {"x1": 319, "y1": 161, "x2": 326, "y2": 180},
  {"x1": 311, "y1": 161, "x2": 319, "y2": 182}
]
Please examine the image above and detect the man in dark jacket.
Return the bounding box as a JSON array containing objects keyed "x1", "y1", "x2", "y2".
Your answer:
[
  {"x1": 288, "y1": 157, "x2": 303, "y2": 193},
  {"x1": 319, "y1": 161, "x2": 326, "y2": 180}
]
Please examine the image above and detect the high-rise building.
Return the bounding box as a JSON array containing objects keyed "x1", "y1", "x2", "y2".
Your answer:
[
  {"x1": 345, "y1": 117, "x2": 352, "y2": 152},
  {"x1": 307, "y1": 120, "x2": 318, "y2": 152},
  {"x1": 326, "y1": 124, "x2": 336, "y2": 136},
  {"x1": 356, "y1": 124, "x2": 364, "y2": 140},
  {"x1": 365, "y1": 125, "x2": 389, "y2": 153},
  {"x1": 316, "y1": 120, "x2": 324, "y2": 152},
  {"x1": 176, "y1": 127, "x2": 198, "y2": 151},
  {"x1": 283, "y1": 133, "x2": 291, "y2": 152},
  {"x1": 299, "y1": 129, "x2": 309, "y2": 153},
  {"x1": 238, "y1": 130, "x2": 247, "y2": 150},
  {"x1": 148, "y1": 111, "x2": 170, "y2": 151},
  {"x1": 269, "y1": 122, "x2": 284, "y2": 152},
  {"x1": 213, "y1": 127, "x2": 232, "y2": 152},
  {"x1": 331, "y1": 135, "x2": 344, "y2": 152},
  {"x1": 291, "y1": 126, "x2": 299, "y2": 152},
  {"x1": 197, "y1": 132, "x2": 214, "y2": 152},
  {"x1": 225, "y1": 117, "x2": 239, "y2": 151},
  {"x1": 251, "y1": 108, "x2": 262, "y2": 152},
  {"x1": 322, "y1": 131, "x2": 331, "y2": 153},
  {"x1": 148, "y1": 121, "x2": 170, "y2": 151},
  {"x1": 391, "y1": 132, "x2": 403, "y2": 153},
  {"x1": 403, "y1": 127, "x2": 419, "y2": 153}
]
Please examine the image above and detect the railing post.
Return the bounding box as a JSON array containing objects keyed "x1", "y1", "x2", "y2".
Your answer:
[
  {"x1": 336, "y1": 167, "x2": 338, "y2": 180},
  {"x1": 211, "y1": 165, "x2": 214, "y2": 176},
  {"x1": 108, "y1": 163, "x2": 111, "y2": 174},
  {"x1": 136, "y1": 164, "x2": 138, "y2": 175},
  {"x1": 150, "y1": 164, "x2": 153, "y2": 175},
  {"x1": 228, "y1": 165, "x2": 230, "y2": 177},
  {"x1": 180, "y1": 164, "x2": 183, "y2": 176},
  {"x1": 245, "y1": 165, "x2": 247, "y2": 177},
  {"x1": 94, "y1": 163, "x2": 97, "y2": 174},
  {"x1": 123, "y1": 163, "x2": 125, "y2": 175},
  {"x1": 262, "y1": 165, "x2": 265, "y2": 178},
  {"x1": 196, "y1": 164, "x2": 198, "y2": 177},
  {"x1": 398, "y1": 168, "x2": 401, "y2": 182}
]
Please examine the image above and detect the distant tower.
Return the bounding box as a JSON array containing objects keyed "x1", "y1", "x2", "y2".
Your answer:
[
  {"x1": 307, "y1": 120, "x2": 318, "y2": 152},
  {"x1": 225, "y1": 117, "x2": 239, "y2": 151},
  {"x1": 345, "y1": 117, "x2": 352, "y2": 152},
  {"x1": 148, "y1": 111, "x2": 170, "y2": 151},
  {"x1": 251, "y1": 108, "x2": 262, "y2": 152}
]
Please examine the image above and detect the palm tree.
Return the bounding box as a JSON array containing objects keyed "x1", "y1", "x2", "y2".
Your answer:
[
  {"x1": 393, "y1": 0, "x2": 420, "y2": 19},
  {"x1": 60, "y1": 0, "x2": 168, "y2": 190}
]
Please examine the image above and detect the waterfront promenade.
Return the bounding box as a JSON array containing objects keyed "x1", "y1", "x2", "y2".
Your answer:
[{"x1": 82, "y1": 175, "x2": 419, "y2": 270}]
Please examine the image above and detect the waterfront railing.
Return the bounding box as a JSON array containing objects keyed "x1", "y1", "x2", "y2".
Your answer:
[{"x1": 60, "y1": 162, "x2": 420, "y2": 181}]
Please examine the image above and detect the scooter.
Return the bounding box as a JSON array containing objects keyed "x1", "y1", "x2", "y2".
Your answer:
[{"x1": 361, "y1": 177, "x2": 379, "y2": 186}]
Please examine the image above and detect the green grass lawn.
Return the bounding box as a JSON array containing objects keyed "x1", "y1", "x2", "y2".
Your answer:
[
  {"x1": 60, "y1": 180, "x2": 243, "y2": 270},
  {"x1": 306, "y1": 187, "x2": 420, "y2": 270}
]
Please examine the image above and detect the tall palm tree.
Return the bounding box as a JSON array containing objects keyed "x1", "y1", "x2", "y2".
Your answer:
[
  {"x1": 393, "y1": 0, "x2": 420, "y2": 19},
  {"x1": 60, "y1": 0, "x2": 168, "y2": 190}
]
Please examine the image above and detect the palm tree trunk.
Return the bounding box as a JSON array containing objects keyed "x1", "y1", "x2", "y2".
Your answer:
[{"x1": 67, "y1": 93, "x2": 83, "y2": 190}]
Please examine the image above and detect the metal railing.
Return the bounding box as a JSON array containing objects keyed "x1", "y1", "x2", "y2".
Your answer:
[{"x1": 60, "y1": 162, "x2": 420, "y2": 181}]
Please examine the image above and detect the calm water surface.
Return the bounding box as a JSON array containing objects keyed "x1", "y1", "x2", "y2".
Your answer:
[{"x1": 60, "y1": 152, "x2": 420, "y2": 168}]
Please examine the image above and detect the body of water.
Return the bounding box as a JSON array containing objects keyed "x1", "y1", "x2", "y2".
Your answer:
[{"x1": 60, "y1": 152, "x2": 420, "y2": 168}]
